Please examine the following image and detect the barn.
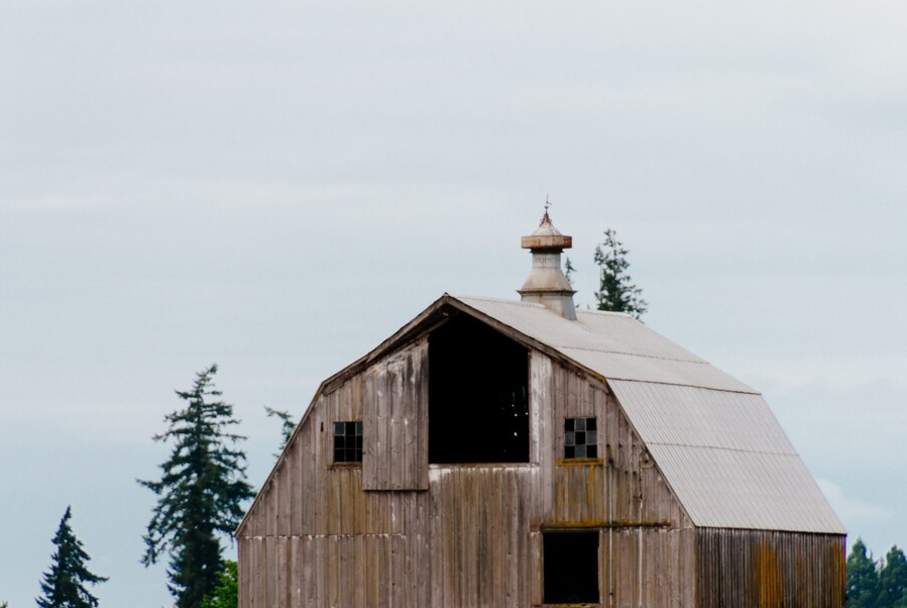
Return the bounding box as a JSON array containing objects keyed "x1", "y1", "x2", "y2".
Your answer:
[{"x1": 236, "y1": 213, "x2": 846, "y2": 607}]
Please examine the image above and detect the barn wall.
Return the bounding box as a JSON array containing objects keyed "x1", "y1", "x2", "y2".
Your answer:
[
  {"x1": 240, "y1": 345, "x2": 696, "y2": 607},
  {"x1": 362, "y1": 338, "x2": 429, "y2": 490},
  {"x1": 696, "y1": 528, "x2": 846, "y2": 608},
  {"x1": 537, "y1": 353, "x2": 690, "y2": 527}
]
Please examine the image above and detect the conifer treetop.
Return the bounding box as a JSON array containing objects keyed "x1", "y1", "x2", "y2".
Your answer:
[{"x1": 36, "y1": 506, "x2": 107, "y2": 608}]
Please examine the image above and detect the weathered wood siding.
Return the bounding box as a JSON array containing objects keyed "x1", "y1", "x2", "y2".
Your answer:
[
  {"x1": 362, "y1": 338, "x2": 429, "y2": 491},
  {"x1": 534, "y1": 352, "x2": 689, "y2": 528},
  {"x1": 242, "y1": 340, "x2": 815, "y2": 608},
  {"x1": 696, "y1": 528, "x2": 845, "y2": 608},
  {"x1": 531, "y1": 352, "x2": 695, "y2": 606}
]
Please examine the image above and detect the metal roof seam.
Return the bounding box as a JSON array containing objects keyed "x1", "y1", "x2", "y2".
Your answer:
[
  {"x1": 590, "y1": 376, "x2": 761, "y2": 396},
  {"x1": 547, "y1": 344, "x2": 711, "y2": 364},
  {"x1": 645, "y1": 442, "x2": 798, "y2": 456}
]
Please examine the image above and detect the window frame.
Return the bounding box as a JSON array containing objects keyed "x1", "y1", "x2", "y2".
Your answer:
[
  {"x1": 563, "y1": 416, "x2": 598, "y2": 461},
  {"x1": 332, "y1": 420, "x2": 363, "y2": 464}
]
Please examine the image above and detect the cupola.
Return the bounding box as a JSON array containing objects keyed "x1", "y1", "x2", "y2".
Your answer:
[{"x1": 518, "y1": 205, "x2": 577, "y2": 320}]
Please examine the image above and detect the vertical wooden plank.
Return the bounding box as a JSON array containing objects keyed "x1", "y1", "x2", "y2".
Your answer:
[{"x1": 362, "y1": 339, "x2": 429, "y2": 491}]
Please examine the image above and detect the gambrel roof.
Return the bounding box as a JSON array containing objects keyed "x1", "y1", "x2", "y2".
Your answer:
[
  {"x1": 240, "y1": 292, "x2": 843, "y2": 537},
  {"x1": 449, "y1": 294, "x2": 844, "y2": 534}
]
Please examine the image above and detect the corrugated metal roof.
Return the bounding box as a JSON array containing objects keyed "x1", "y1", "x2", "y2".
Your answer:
[
  {"x1": 610, "y1": 381, "x2": 844, "y2": 533},
  {"x1": 454, "y1": 295, "x2": 755, "y2": 393},
  {"x1": 451, "y1": 295, "x2": 843, "y2": 534}
]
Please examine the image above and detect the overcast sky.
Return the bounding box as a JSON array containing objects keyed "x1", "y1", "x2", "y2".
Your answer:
[{"x1": 2, "y1": 0, "x2": 906, "y2": 606}]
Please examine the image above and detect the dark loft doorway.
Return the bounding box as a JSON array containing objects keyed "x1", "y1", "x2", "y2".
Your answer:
[{"x1": 428, "y1": 313, "x2": 529, "y2": 464}]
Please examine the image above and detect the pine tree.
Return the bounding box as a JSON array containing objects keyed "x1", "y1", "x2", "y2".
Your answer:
[
  {"x1": 264, "y1": 406, "x2": 296, "y2": 458},
  {"x1": 879, "y1": 546, "x2": 907, "y2": 608},
  {"x1": 36, "y1": 506, "x2": 107, "y2": 608},
  {"x1": 139, "y1": 365, "x2": 255, "y2": 608},
  {"x1": 563, "y1": 256, "x2": 576, "y2": 288},
  {"x1": 199, "y1": 561, "x2": 238, "y2": 608},
  {"x1": 593, "y1": 228, "x2": 648, "y2": 319},
  {"x1": 847, "y1": 538, "x2": 881, "y2": 608}
]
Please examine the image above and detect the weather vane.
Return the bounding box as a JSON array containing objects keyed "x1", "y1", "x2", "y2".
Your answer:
[{"x1": 541, "y1": 194, "x2": 553, "y2": 225}]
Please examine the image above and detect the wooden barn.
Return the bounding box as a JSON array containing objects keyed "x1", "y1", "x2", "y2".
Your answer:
[{"x1": 236, "y1": 214, "x2": 846, "y2": 607}]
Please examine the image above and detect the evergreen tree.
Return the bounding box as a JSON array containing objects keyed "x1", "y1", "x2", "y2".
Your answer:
[
  {"x1": 879, "y1": 546, "x2": 907, "y2": 608},
  {"x1": 36, "y1": 506, "x2": 107, "y2": 608},
  {"x1": 139, "y1": 365, "x2": 255, "y2": 608},
  {"x1": 199, "y1": 561, "x2": 238, "y2": 608},
  {"x1": 563, "y1": 256, "x2": 576, "y2": 288},
  {"x1": 264, "y1": 406, "x2": 296, "y2": 458},
  {"x1": 847, "y1": 538, "x2": 881, "y2": 608},
  {"x1": 593, "y1": 228, "x2": 648, "y2": 319}
]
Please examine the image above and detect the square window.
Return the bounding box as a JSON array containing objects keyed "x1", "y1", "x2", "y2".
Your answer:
[
  {"x1": 544, "y1": 531, "x2": 600, "y2": 604},
  {"x1": 563, "y1": 417, "x2": 599, "y2": 460},
  {"x1": 333, "y1": 420, "x2": 363, "y2": 463}
]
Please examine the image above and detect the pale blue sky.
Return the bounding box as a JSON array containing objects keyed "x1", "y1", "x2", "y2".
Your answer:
[{"x1": 2, "y1": 0, "x2": 906, "y2": 606}]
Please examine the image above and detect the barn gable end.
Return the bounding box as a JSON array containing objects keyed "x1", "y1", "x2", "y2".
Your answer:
[
  {"x1": 238, "y1": 216, "x2": 844, "y2": 607},
  {"x1": 238, "y1": 297, "x2": 701, "y2": 607}
]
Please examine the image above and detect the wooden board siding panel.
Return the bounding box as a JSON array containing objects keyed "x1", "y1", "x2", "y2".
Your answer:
[
  {"x1": 429, "y1": 466, "x2": 534, "y2": 608},
  {"x1": 242, "y1": 372, "x2": 431, "y2": 539},
  {"x1": 363, "y1": 338, "x2": 429, "y2": 491},
  {"x1": 240, "y1": 349, "x2": 705, "y2": 608},
  {"x1": 696, "y1": 528, "x2": 846, "y2": 608},
  {"x1": 542, "y1": 361, "x2": 689, "y2": 529},
  {"x1": 531, "y1": 351, "x2": 554, "y2": 517},
  {"x1": 241, "y1": 533, "x2": 429, "y2": 608}
]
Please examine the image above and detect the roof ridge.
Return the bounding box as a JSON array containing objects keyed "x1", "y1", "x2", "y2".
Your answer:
[
  {"x1": 449, "y1": 294, "x2": 547, "y2": 308},
  {"x1": 575, "y1": 308, "x2": 635, "y2": 318}
]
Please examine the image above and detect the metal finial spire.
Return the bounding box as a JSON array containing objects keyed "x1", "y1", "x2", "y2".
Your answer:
[{"x1": 541, "y1": 195, "x2": 553, "y2": 225}]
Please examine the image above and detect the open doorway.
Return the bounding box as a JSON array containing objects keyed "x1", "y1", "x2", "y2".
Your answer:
[
  {"x1": 428, "y1": 313, "x2": 529, "y2": 464},
  {"x1": 543, "y1": 530, "x2": 600, "y2": 604}
]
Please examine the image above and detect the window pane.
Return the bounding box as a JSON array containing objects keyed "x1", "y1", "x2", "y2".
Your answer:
[
  {"x1": 587, "y1": 445, "x2": 598, "y2": 459},
  {"x1": 565, "y1": 418, "x2": 575, "y2": 432},
  {"x1": 564, "y1": 446, "x2": 575, "y2": 459},
  {"x1": 576, "y1": 445, "x2": 587, "y2": 458},
  {"x1": 587, "y1": 417, "x2": 597, "y2": 431},
  {"x1": 333, "y1": 420, "x2": 363, "y2": 463},
  {"x1": 565, "y1": 432, "x2": 575, "y2": 446},
  {"x1": 575, "y1": 418, "x2": 586, "y2": 431},
  {"x1": 586, "y1": 429, "x2": 596, "y2": 444}
]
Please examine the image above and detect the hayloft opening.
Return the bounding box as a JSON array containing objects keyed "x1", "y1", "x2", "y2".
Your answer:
[
  {"x1": 543, "y1": 531, "x2": 600, "y2": 605},
  {"x1": 428, "y1": 313, "x2": 529, "y2": 464}
]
